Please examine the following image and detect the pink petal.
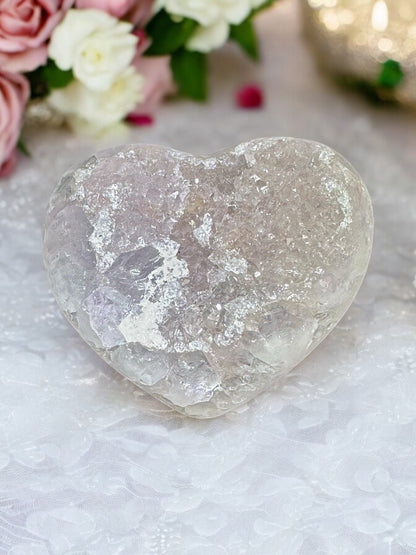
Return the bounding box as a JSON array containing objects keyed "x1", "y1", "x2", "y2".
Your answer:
[
  {"x1": 0, "y1": 150, "x2": 18, "y2": 178},
  {"x1": 236, "y1": 84, "x2": 264, "y2": 109},
  {"x1": 0, "y1": 45, "x2": 48, "y2": 72},
  {"x1": 126, "y1": 113, "x2": 154, "y2": 126}
]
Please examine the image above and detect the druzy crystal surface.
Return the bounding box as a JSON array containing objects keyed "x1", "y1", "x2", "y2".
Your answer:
[{"x1": 43, "y1": 138, "x2": 373, "y2": 418}]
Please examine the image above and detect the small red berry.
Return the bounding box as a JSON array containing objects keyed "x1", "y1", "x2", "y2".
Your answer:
[
  {"x1": 236, "y1": 84, "x2": 264, "y2": 109},
  {"x1": 126, "y1": 114, "x2": 154, "y2": 126}
]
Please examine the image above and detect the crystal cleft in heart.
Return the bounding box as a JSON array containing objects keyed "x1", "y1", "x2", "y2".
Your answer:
[{"x1": 43, "y1": 138, "x2": 373, "y2": 418}]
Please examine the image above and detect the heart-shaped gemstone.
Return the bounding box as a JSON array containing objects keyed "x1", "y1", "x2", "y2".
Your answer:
[{"x1": 43, "y1": 138, "x2": 373, "y2": 418}]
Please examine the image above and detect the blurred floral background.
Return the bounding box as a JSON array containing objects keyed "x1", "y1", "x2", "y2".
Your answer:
[{"x1": 0, "y1": 0, "x2": 275, "y2": 176}]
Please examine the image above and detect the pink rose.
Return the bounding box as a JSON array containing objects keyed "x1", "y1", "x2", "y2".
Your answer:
[
  {"x1": 0, "y1": 0, "x2": 74, "y2": 73},
  {"x1": 0, "y1": 71, "x2": 29, "y2": 178},
  {"x1": 75, "y1": 0, "x2": 154, "y2": 25},
  {"x1": 128, "y1": 48, "x2": 175, "y2": 123}
]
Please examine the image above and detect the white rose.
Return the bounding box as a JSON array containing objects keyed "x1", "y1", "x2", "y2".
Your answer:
[
  {"x1": 216, "y1": 0, "x2": 252, "y2": 25},
  {"x1": 158, "y1": 0, "x2": 254, "y2": 53},
  {"x1": 48, "y1": 66, "x2": 144, "y2": 134},
  {"x1": 155, "y1": 0, "x2": 218, "y2": 26},
  {"x1": 251, "y1": 0, "x2": 268, "y2": 8},
  {"x1": 49, "y1": 9, "x2": 137, "y2": 92},
  {"x1": 186, "y1": 20, "x2": 229, "y2": 52},
  {"x1": 158, "y1": 0, "x2": 251, "y2": 27}
]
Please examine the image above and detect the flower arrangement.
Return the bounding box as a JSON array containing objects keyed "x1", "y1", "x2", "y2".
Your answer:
[{"x1": 0, "y1": 0, "x2": 275, "y2": 176}]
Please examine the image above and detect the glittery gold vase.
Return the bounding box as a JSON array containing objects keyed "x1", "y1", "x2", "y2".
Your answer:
[{"x1": 302, "y1": 0, "x2": 416, "y2": 106}]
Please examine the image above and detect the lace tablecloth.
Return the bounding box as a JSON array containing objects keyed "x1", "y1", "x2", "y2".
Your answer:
[{"x1": 1, "y1": 2, "x2": 416, "y2": 553}]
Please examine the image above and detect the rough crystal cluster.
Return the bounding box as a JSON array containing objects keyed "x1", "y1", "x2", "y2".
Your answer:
[
  {"x1": 302, "y1": 0, "x2": 416, "y2": 106},
  {"x1": 43, "y1": 138, "x2": 373, "y2": 418}
]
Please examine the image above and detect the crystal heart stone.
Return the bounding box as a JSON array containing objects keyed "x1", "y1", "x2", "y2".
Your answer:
[{"x1": 43, "y1": 138, "x2": 373, "y2": 418}]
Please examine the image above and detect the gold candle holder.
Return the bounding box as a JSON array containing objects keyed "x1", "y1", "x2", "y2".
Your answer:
[{"x1": 302, "y1": 0, "x2": 416, "y2": 106}]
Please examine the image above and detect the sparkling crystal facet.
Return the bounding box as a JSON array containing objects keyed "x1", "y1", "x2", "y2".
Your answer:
[{"x1": 43, "y1": 138, "x2": 373, "y2": 418}]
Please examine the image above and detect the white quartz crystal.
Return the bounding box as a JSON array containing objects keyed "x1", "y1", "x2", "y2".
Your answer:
[{"x1": 43, "y1": 138, "x2": 373, "y2": 418}]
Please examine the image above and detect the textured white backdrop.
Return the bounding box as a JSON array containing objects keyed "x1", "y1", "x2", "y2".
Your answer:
[{"x1": 1, "y1": 1, "x2": 416, "y2": 553}]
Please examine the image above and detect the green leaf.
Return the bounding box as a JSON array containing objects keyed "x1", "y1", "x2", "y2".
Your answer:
[
  {"x1": 25, "y1": 59, "x2": 73, "y2": 98},
  {"x1": 377, "y1": 59, "x2": 404, "y2": 89},
  {"x1": 25, "y1": 66, "x2": 50, "y2": 99},
  {"x1": 230, "y1": 17, "x2": 259, "y2": 60},
  {"x1": 171, "y1": 49, "x2": 207, "y2": 101},
  {"x1": 17, "y1": 137, "x2": 31, "y2": 158},
  {"x1": 146, "y1": 10, "x2": 197, "y2": 55},
  {"x1": 43, "y1": 60, "x2": 74, "y2": 89},
  {"x1": 230, "y1": 1, "x2": 278, "y2": 61}
]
